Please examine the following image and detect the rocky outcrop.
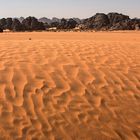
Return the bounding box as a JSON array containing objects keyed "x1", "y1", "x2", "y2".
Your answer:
[
  {"x1": 12, "y1": 19, "x2": 24, "y2": 31},
  {"x1": 107, "y1": 13, "x2": 130, "y2": 26},
  {"x1": 50, "y1": 22, "x2": 59, "y2": 28},
  {"x1": 39, "y1": 17, "x2": 52, "y2": 24},
  {"x1": 0, "y1": 12, "x2": 140, "y2": 31},
  {"x1": 84, "y1": 13, "x2": 110, "y2": 30},
  {"x1": 57, "y1": 18, "x2": 78, "y2": 29},
  {"x1": 66, "y1": 18, "x2": 78, "y2": 29},
  {"x1": 0, "y1": 18, "x2": 13, "y2": 30},
  {"x1": 130, "y1": 18, "x2": 140, "y2": 30},
  {"x1": 83, "y1": 12, "x2": 140, "y2": 31},
  {"x1": 0, "y1": 27, "x2": 3, "y2": 32},
  {"x1": 22, "y1": 17, "x2": 45, "y2": 31}
]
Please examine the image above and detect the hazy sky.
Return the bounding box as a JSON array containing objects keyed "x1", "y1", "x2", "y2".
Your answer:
[{"x1": 0, "y1": 0, "x2": 140, "y2": 18}]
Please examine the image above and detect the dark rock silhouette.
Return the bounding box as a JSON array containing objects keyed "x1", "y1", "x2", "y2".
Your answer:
[
  {"x1": 57, "y1": 18, "x2": 67, "y2": 29},
  {"x1": 83, "y1": 12, "x2": 140, "y2": 31},
  {"x1": 39, "y1": 17, "x2": 52, "y2": 24},
  {"x1": 17, "y1": 17, "x2": 25, "y2": 23},
  {"x1": 5, "y1": 18, "x2": 13, "y2": 30},
  {"x1": 50, "y1": 22, "x2": 59, "y2": 28},
  {"x1": 130, "y1": 18, "x2": 140, "y2": 30},
  {"x1": 0, "y1": 18, "x2": 13, "y2": 30},
  {"x1": 0, "y1": 27, "x2": 3, "y2": 32},
  {"x1": 22, "y1": 17, "x2": 45, "y2": 31},
  {"x1": 66, "y1": 18, "x2": 78, "y2": 29},
  {"x1": 57, "y1": 18, "x2": 77, "y2": 29},
  {"x1": 0, "y1": 18, "x2": 6, "y2": 29},
  {"x1": 107, "y1": 13, "x2": 130, "y2": 26},
  {"x1": 12, "y1": 19, "x2": 24, "y2": 31},
  {"x1": 0, "y1": 12, "x2": 140, "y2": 31},
  {"x1": 84, "y1": 13, "x2": 110, "y2": 30},
  {"x1": 52, "y1": 17, "x2": 61, "y2": 23}
]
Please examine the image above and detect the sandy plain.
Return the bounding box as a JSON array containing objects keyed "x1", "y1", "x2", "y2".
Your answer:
[{"x1": 0, "y1": 32, "x2": 140, "y2": 140}]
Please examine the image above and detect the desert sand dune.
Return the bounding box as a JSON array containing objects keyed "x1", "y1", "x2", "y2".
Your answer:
[{"x1": 0, "y1": 32, "x2": 140, "y2": 140}]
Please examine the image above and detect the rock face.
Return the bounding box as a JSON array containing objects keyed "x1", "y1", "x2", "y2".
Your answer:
[
  {"x1": 52, "y1": 17, "x2": 61, "y2": 23},
  {"x1": 50, "y1": 22, "x2": 59, "y2": 28},
  {"x1": 107, "y1": 13, "x2": 130, "y2": 25},
  {"x1": 66, "y1": 18, "x2": 78, "y2": 29},
  {"x1": 106, "y1": 13, "x2": 132, "y2": 30},
  {"x1": 83, "y1": 12, "x2": 140, "y2": 31},
  {"x1": 39, "y1": 17, "x2": 61, "y2": 25},
  {"x1": 57, "y1": 18, "x2": 78, "y2": 29},
  {"x1": 0, "y1": 18, "x2": 7, "y2": 29},
  {"x1": 0, "y1": 18, "x2": 13, "y2": 30},
  {"x1": 38, "y1": 17, "x2": 52, "y2": 24},
  {"x1": 22, "y1": 17, "x2": 45, "y2": 31},
  {"x1": 12, "y1": 19, "x2": 23, "y2": 31},
  {"x1": 57, "y1": 18, "x2": 67, "y2": 29},
  {"x1": 0, "y1": 27, "x2": 3, "y2": 32},
  {"x1": 130, "y1": 18, "x2": 140, "y2": 30},
  {"x1": 84, "y1": 13, "x2": 110, "y2": 30},
  {"x1": 18, "y1": 17, "x2": 25, "y2": 23},
  {"x1": 5, "y1": 18, "x2": 13, "y2": 30}
]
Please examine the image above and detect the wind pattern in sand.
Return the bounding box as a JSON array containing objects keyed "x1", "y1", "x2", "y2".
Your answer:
[{"x1": 0, "y1": 32, "x2": 140, "y2": 140}]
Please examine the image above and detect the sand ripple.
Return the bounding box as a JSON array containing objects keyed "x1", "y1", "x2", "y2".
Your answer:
[{"x1": 0, "y1": 32, "x2": 140, "y2": 140}]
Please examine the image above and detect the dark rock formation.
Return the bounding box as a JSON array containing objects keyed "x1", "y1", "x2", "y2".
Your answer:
[
  {"x1": 39, "y1": 17, "x2": 52, "y2": 24},
  {"x1": 84, "y1": 13, "x2": 110, "y2": 30},
  {"x1": 50, "y1": 22, "x2": 59, "y2": 28},
  {"x1": 52, "y1": 17, "x2": 61, "y2": 23},
  {"x1": 0, "y1": 18, "x2": 13, "y2": 30},
  {"x1": 57, "y1": 18, "x2": 67, "y2": 29},
  {"x1": 130, "y1": 18, "x2": 140, "y2": 30},
  {"x1": 0, "y1": 27, "x2": 3, "y2": 32},
  {"x1": 5, "y1": 18, "x2": 13, "y2": 30},
  {"x1": 57, "y1": 18, "x2": 77, "y2": 29},
  {"x1": 0, "y1": 18, "x2": 6, "y2": 29},
  {"x1": 0, "y1": 12, "x2": 139, "y2": 31},
  {"x1": 22, "y1": 17, "x2": 45, "y2": 31},
  {"x1": 107, "y1": 13, "x2": 130, "y2": 26},
  {"x1": 67, "y1": 18, "x2": 78, "y2": 29},
  {"x1": 18, "y1": 17, "x2": 25, "y2": 23},
  {"x1": 12, "y1": 19, "x2": 24, "y2": 31},
  {"x1": 83, "y1": 12, "x2": 140, "y2": 31},
  {"x1": 73, "y1": 18, "x2": 81, "y2": 24}
]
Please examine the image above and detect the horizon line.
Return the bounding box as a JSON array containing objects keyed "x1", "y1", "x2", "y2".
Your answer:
[{"x1": 0, "y1": 12, "x2": 140, "y2": 19}]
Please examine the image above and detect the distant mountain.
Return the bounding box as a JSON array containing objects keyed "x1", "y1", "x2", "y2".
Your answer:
[
  {"x1": 38, "y1": 17, "x2": 81, "y2": 24},
  {"x1": 72, "y1": 18, "x2": 81, "y2": 24},
  {"x1": 38, "y1": 17, "x2": 52, "y2": 24},
  {"x1": 18, "y1": 17, "x2": 25, "y2": 23},
  {"x1": 38, "y1": 17, "x2": 61, "y2": 24},
  {"x1": 13, "y1": 17, "x2": 24, "y2": 23},
  {"x1": 52, "y1": 17, "x2": 61, "y2": 23}
]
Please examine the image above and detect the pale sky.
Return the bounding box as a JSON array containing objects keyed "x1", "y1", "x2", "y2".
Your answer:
[{"x1": 0, "y1": 0, "x2": 140, "y2": 18}]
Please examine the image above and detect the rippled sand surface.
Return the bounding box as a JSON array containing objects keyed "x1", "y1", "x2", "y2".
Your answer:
[{"x1": 0, "y1": 32, "x2": 140, "y2": 140}]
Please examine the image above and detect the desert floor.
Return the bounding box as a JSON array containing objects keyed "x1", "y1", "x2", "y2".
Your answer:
[{"x1": 0, "y1": 32, "x2": 140, "y2": 140}]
